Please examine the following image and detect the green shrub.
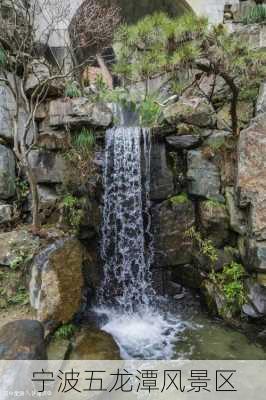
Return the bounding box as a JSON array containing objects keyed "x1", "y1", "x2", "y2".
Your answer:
[
  {"x1": 55, "y1": 323, "x2": 76, "y2": 340},
  {"x1": 65, "y1": 81, "x2": 82, "y2": 98},
  {"x1": 62, "y1": 194, "x2": 83, "y2": 231},
  {"x1": 139, "y1": 96, "x2": 161, "y2": 127},
  {"x1": 214, "y1": 262, "x2": 247, "y2": 313},
  {"x1": 242, "y1": 5, "x2": 266, "y2": 24}
]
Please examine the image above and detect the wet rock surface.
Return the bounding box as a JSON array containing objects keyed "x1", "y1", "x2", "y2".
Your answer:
[
  {"x1": 152, "y1": 197, "x2": 195, "y2": 267},
  {"x1": 69, "y1": 327, "x2": 121, "y2": 360}
]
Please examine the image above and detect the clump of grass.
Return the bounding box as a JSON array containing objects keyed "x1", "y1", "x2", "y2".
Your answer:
[
  {"x1": 72, "y1": 128, "x2": 95, "y2": 157},
  {"x1": 65, "y1": 81, "x2": 82, "y2": 98},
  {"x1": 242, "y1": 5, "x2": 266, "y2": 24}
]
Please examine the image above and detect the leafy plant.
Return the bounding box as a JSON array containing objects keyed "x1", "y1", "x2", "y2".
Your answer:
[
  {"x1": 65, "y1": 81, "x2": 82, "y2": 98},
  {"x1": 242, "y1": 5, "x2": 266, "y2": 24},
  {"x1": 214, "y1": 262, "x2": 247, "y2": 313},
  {"x1": 185, "y1": 227, "x2": 218, "y2": 266},
  {"x1": 9, "y1": 247, "x2": 34, "y2": 271},
  {"x1": 62, "y1": 194, "x2": 83, "y2": 231},
  {"x1": 55, "y1": 323, "x2": 76, "y2": 340},
  {"x1": 8, "y1": 288, "x2": 29, "y2": 306}
]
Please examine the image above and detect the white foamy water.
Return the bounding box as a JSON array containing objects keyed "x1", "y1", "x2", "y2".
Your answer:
[{"x1": 96, "y1": 307, "x2": 189, "y2": 359}]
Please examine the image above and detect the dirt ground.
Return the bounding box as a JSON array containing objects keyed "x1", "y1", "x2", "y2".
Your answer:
[{"x1": 0, "y1": 305, "x2": 35, "y2": 329}]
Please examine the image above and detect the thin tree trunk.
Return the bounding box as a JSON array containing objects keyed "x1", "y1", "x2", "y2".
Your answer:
[
  {"x1": 26, "y1": 163, "x2": 40, "y2": 233},
  {"x1": 96, "y1": 53, "x2": 113, "y2": 89}
]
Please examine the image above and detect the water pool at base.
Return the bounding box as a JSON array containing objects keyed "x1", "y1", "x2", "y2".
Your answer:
[{"x1": 96, "y1": 292, "x2": 266, "y2": 360}]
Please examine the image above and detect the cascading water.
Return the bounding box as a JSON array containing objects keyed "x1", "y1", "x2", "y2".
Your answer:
[
  {"x1": 95, "y1": 107, "x2": 188, "y2": 359},
  {"x1": 99, "y1": 126, "x2": 154, "y2": 313}
]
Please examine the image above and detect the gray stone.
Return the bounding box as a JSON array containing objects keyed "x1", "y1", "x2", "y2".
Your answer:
[
  {"x1": 0, "y1": 230, "x2": 40, "y2": 267},
  {"x1": 166, "y1": 135, "x2": 201, "y2": 149},
  {"x1": 28, "y1": 149, "x2": 68, "y2": 184},
  {"x1": 187, "y1": 149, "x2": 222, "y2": 201},
  {"x1": 242, "y1": 281, "x2": 266, "y2": 319},
  {"x1": 249, "y1": 240, "x2": 266, "y2": 272},
  {"x1": 25, "y1": 61, "x2": 60, "y2": 96},
  {"x1": 152, "y1": 198, "x2": 195, "y2": 268},
  {"x1": 0, "y1": 204, "x2": 12, "y2": 224},
  {"x1": 198, "y1": 200, "x2": 230, "y2": 247},
  {"x1": 0, "y1": 144, "x2": 16, "y2": 199},
  {"x1": 237, "y1": 113, "x2": 266, "y2": 240},
  {"x1": 150, "y1": 143, "x2": 174, "y2": 201},
  {"x1": 0, "y1": 320, "x2": 47, "y2": 360},
  {"x1": 225, "y1": 187, "x2": 247, "y2": 235},
  {"x1": 36, "y1": 129, "x2": 70, "y2": 150},
  {"x1": 205, "y1": 130, "x2": 233, "y2": 148},
  {"x1": 30, "y1": 238, "x2": 84, "y2": 329},
  {"x1": 233, "y1": 23, "x2": 266, "y2": 50},
  {"x1": 256, "y1": 82, "x2": 266, "y2": 115},
  {"x1": 163, "y1": 96, "x2": 216, "y2": 128},
  {"x1": 48, "y1": 98, "x2": 112, "y2": 129}
]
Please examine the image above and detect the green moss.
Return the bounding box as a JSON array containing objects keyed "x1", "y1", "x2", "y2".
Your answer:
[{"x1": 170, "y1": 192, "x2": 188, "y2": 205}]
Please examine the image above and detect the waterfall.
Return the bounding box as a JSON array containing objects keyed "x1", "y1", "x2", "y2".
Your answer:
[
  {"x1": 99, "y1": 125, "x2": 155, "y2": 313},
  {"x1": 94, "y1": 107, "x2": 187, "y2": 360}
]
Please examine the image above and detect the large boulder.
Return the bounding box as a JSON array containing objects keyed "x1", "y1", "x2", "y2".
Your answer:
[
  {"x1": 237, "y1": 113, "x2": 266, "y2": 240},
  {"x1": 0, "y1": 229, "x2": 40, "y2": 267},
  {"x1": 163, "y1": 96, "x2": 216, "y2": 128},
  {"x1": 152, "y1": 196, "x2": 195, "y2": 267},
  {"x1": 48, "y1": 98, "x2": 112, "y2": 129},
  {"x1": 187, "y1": 149, "x2": 223, "y2": 201},
  {"x1": 150, "y1": 143, "x2": 174, "y2": 201},
  {"x1": 69, "y1": 328, "x2": 120, "y2": 360},
  {"x1": 199, "y1": 200, "x2": 230, "y2": 247},
  {"x1": 28, "y1": 149, "x2": 68, "y2": 184},
  {"x1": 0, "y1": 144, "x2": 16, "y2": 200},
  {"x1": 0, "y1": 320, "x2": 46, "y2": 360},
  {"x1": 30, "y1": 238, "x2": 84, "y2": 329}
]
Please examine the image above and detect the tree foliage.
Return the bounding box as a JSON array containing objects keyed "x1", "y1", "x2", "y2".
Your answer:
[{"x1": 114, "y1": 12, "x2": 266, "y2": 135}]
